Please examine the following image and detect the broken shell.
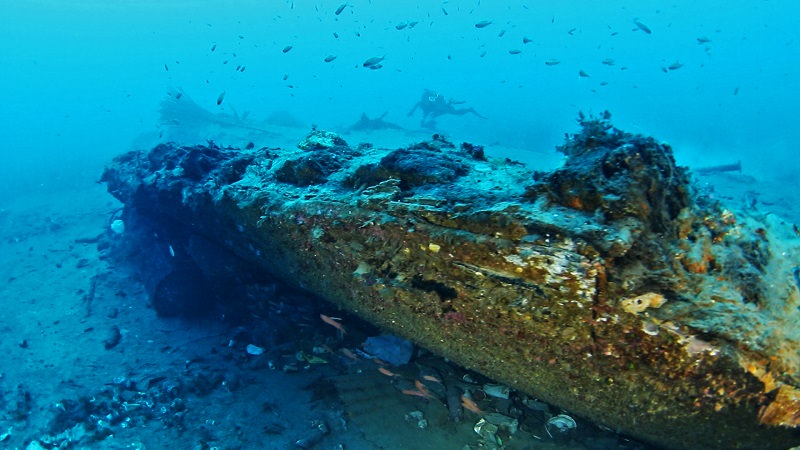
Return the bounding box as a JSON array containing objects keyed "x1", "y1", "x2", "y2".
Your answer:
[
  {"x1": 482, "y1": 383, "x2": 511, "y2": 399},
  {"x1": 642, "y1": 321, "x2": 660, "y2": 336},
  {"x1": 473, "y1": 418, "x2": 500, "y2": 444},
  {"x1": 295, "y1": 420, "x2": 329, "y2": 449},
  {"x1": 110, "y1": 219, "x2": 125, "y2": 234},
  {"x1": 246, "y1": 344, "x2": 265, "y2": 355},
  {"x1": 461, "y1": 374, "x2": 479, "y2": 384},
  {"x1": 483, "y1": 412, "x2": 519, "y2": 435},
  {"x1": 545, "y1": 413, "x2": 577, "y2": 439},
  {"x1": 404, "y1": 410, "x2": 428, "y2": 429}
]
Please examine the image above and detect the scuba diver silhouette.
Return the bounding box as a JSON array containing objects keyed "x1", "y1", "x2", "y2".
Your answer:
[{"x1": 407, "y1": 89, "x2": 486, "y2": 129}]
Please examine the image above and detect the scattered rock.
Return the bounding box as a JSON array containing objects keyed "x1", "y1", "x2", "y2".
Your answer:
[
  {"x1": 274, "y1": 151, "x2": 347, "y2": 186},
  {"x1": 103, "y1": 325, "x2": 121, "y2": 350},
  {"x1": 348, "y1": 138, "x2": 468, "y2": 190},
  {"x1": 362, "y1": 335, "x2": 414, "y2": 366}
]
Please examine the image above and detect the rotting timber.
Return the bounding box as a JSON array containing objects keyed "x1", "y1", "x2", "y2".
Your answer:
[{"x1": 102, "y1": 115, "x2": 800, "y2": 449}]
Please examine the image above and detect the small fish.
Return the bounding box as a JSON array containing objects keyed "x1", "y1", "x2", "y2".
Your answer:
[
  {"x1": 367, "y1": 64, "x2": 383, "y2": 70},
  {"x1": 633, "y1": 19, "x2": 652, "y2": 34},
  {"x1": 378, "y1": 367, "x2": 397, "y2": 377},
  {"x1": 164, "y1": 64, "x2": 169, "y2": 71},
  {"x1": 333, "y1": 32, "x2": 339, "y2": 38},
  {"x1": 335, "y1": 3, "x2": 347, "y2": 15},
  {"x1": 733, "y1": 87, "x2": 739, "y2": 95},
  {"x1": 216, "y1": 91, "x2": 226, "y2": 105},
  {"x1": 282, "y1": 45, "x2": 293, "y2": 53},
  {"x1": 441, "y1": 7, "x2": 448, "y2": 15},
  {"x1": 402, "y1": 389, "x2": 430, "y2": 399},
  {"x1": 522, "y1": 37, "x2": 533, "y2": 44},
  {"x1": 210, "y1": 44, "x2": 217, "y2": 52},
  {"x1": 174, "y1": 92, "x2": 182, "y2": 99},
  {"x1": 239, "y1": 65, "x2": 246, "y2": 72},
  {"x1": 474, "y1": 20, "x2": 492, "y2": 29},
  {"x1": 545, "y1": 58, "x2": 560, "y2": 66},
  {"x1": 696, "y1": 36, "x2": 711, "y2": 44},
  {"x1": 497, "y1": 29, "x2": 506, "y2": 37},
  {"x1": 415, "y1": 380, "x2": 432, "y2": 398},
  {"x1": 283, "y1": 74, "x2": 288, "y2": 80},
  {"x1": 422, "y1": 375, "x2": 442, "y2": 384},
  {"x1": 245, "y1": 142, "x2": 254, "y2": 149},
  {"x1": 362, "y1": 56, "x2": 384, "y2": 67},
  {"x1": 324, "y1": 55, "x2": 337, "y2": 62},
  {"x1": 667, "y1": 61, "x2": 683, "y2": 70},
  {"x1": 408, "y1": 21, "x2": 418, "y2": 28},
  {"x1": 508, "y1": 49, "x2": 522, "y2": 55},
  {"x1": 601, "y1": 58, "x2": 615, "y2": 65},
  {"x1": 461, "y1": 395, "x2": 484, "y2": 415},
  {"x1": 320, "y1": 314, "x2": 347, "y2": 334},
  {"x1": 395, "y1": 21, "x2": 408, "y2": 30},
  {"x1": 567, "y1": 27, "x2": 576, "y2": 35},
  {"x1": 579, "y1": 69, "x2": 590, "y2": 77},
  {"x1": 340, "y1": 348, "x2": 359, "y2": 361}
]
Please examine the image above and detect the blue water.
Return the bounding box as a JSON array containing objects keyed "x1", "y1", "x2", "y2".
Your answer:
[
  {"x1": 2, "y1": 0, "x2": 798, "y2": 202},
  {"x1": 1, "y1": 2, "x2": 798, "y2": 448}
]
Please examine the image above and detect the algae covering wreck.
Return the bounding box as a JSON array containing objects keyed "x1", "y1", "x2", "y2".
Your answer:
[{"x1": 102, "y1": 115, "x2": 800, "y2": 449}]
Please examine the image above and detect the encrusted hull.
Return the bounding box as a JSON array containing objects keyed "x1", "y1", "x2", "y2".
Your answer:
[{"x1": 102, "y1": 119, "x2": 800, "y2": 449}]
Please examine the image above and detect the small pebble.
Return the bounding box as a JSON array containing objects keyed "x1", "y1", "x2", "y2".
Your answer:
[{"x1": 103, "y1": 325, "x2": 122, "y2": 349}]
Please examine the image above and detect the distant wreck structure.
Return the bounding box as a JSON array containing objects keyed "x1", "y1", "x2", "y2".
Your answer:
[{"x1": 102, "y1": 114, "x2": 800, "y2": 449}]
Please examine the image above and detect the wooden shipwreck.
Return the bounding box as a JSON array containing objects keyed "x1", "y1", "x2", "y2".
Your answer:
[{"x1": 102, "y1": 115, "x2": 800, "y2": 449}]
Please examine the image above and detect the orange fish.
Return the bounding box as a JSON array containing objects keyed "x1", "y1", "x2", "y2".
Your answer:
[
  {"x1": 401, "y1": 389, "x2": 430, "y2": 399},
  {"x1": 340, "y1": 348, "x2": 359, "y2": 361},
  {"x1": 414, "y1": 380, "x2": 432, "y2": 398},
  {"x1": 378, "y1": 367, "x2": 397, "y2": 377},
  {"x1": 320, "y1": 314, "x2": 346, "y2": 335},
  {"x1": 461, "y1": 394, "x2": 484, "y2": 415},
  {"x1": 422, "y1": 375, "x2": 442, "y2": 384}
]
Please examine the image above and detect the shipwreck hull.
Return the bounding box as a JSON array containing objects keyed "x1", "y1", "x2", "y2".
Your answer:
[{"x1": 102, "y1": 119, "x2": 800, "y2": 449}]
